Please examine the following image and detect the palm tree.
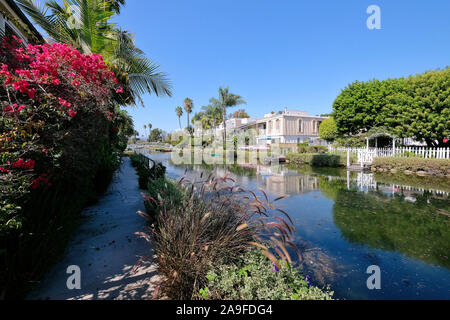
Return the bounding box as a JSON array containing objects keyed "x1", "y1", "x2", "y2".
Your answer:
[
  {"x1": 183, "y1": 98, "x2": 193, "y2": 131},
  {"x1": 16, "y1": 0, "x2": 172, "y2": 106},
  {"x1": 210, "y1": 87, "x2": 246, "y2": 143},
  {"x1": 143, "y1": 125, "x2": 147, "y2": 138},
  {"x1": 175, "y1": 107, "x2": 183, "y2": 130}
]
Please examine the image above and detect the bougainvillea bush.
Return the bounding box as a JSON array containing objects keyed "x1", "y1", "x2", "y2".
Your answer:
[{"x1": 0, "y1": 36, "x2": 130, "y2": 298}]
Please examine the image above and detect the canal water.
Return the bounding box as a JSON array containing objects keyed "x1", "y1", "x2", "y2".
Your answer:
[{"x1": 150, "y1": 153, "x2": 450, "y2": 300}]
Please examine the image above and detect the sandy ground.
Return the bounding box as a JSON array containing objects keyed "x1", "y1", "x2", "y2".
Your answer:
[{"x1": 28, "y1": 157, "x2": 160, "y2": 300}]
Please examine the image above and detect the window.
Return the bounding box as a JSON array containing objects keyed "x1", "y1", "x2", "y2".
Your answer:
[
  {"x1": 275, "y1": 119, "x2": 280, "y2": 131},
  {"x1": 299, "y1": 120, "x2": 303, "y2": 133}
]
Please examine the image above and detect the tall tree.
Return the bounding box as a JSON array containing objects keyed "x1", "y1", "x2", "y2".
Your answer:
[
  {"x1": 333, "y1": 68, "x2": 450, "y2": 147},
  {"x1": 16, "y1": 0, "x2": 172, "y2": 106},
  {"x1": 143, "y1": 124, "x2": 147, "y2": 138},
  {"x1": 210, "y1": 87, "x2": 246, "y2": 143},
  {"x1": 175, "y1": 106, "x2": 183, "y2": 130},
  {"x1": 183, "y1": 98, "x2": 193, "y2": 131}
]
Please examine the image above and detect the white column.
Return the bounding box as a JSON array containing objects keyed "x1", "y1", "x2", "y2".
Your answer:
[{"x1": 366, "y1": 138, "x2": 369, "y2": 150}]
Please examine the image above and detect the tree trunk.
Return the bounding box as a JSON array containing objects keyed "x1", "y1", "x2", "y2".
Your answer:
[{"x1": 178, "y1": 117, "x2": 181, "y2": 130}]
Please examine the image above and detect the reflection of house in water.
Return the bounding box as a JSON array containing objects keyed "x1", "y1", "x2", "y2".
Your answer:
[{"x1": 256, "y1": 166, "x2": 320, "y2": 196}]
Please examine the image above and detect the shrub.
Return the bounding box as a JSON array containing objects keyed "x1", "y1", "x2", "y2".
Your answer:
[
  {"x1": 138, "y1": 175, "x2": 299, "y2": 300},
  {"x1": 287, "y1": 153, "x2": 344, "y2": 167},
  {"x1": 297, "y1": 145, "x2": 328, "y2": 154},
  {"x1": 319, "y1": 118, "x2": 338, "y2": 142},
  {"x1": 198, "y1": 249, "x2": 334, "y2": 300},
  {"x1": 130, "y1": 153, "x2": 166, "y2": 189}
]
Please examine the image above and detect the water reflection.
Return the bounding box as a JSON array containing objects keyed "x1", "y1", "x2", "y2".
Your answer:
[{"x1": 153, "y1": 154, "x2": 450, "y2": 299}]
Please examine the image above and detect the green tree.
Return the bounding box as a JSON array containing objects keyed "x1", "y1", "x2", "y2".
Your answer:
[
  {"x1": 384, "y1": 68, "x2": 450, "y2": 147},
  {"x1": 17, "y1": 0, "x2": 172, "y2": 106},
  {"x1": 149, "y1": 128, "x2": 163, "y2": 142},
  {"x1": 232, "y1": 109, "x2": 250, "y2": 119},
  {"x1": 332, "y1": 68, "x2": 450, "y2": 147},
  {"x1": 175, "y1": 106, "x2": 183, "y2": 130},
  {"x1": 319, "y1": 118, "x2": 338, "y2": 142},
  {"x1": 210, "y1": 87, "x2": 246, "y2": 143}
]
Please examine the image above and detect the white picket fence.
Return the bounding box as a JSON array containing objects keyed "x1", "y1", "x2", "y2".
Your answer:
[{"x1": 329, "y1": 147, "x2": 450, "y2": 160}]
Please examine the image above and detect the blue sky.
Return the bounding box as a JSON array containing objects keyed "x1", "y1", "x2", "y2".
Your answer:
[{"x1": 85, "y1": 1, "x2": 450, "y2": 134}]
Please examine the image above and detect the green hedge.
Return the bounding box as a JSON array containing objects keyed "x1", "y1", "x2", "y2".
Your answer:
[
  {"x1": 371, "y1": 157, "x2": 450, "y2": 176},
  {"x1": 287, "y1": 153, "x2": 345, "y2": 167}
]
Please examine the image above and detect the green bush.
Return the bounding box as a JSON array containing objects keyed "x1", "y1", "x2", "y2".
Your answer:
[
  {"x1": 130, "y1": 154, "x2": 166, "y2": 189},
  {"x1": 319, "y1": 118, "x2": 338, "y2": 142},
  {"x1": 199, "y1": 250, "x2": 333, "y2": 300},
  {"x1": 372, "y1": 157, "x2": 450, "y2": 176},
  {"x1": 287, "y1": 153, "x2": 344, "y2": 167},
  {"x1": 297, "y1": 145, "x2": 328, "y2": 154}
]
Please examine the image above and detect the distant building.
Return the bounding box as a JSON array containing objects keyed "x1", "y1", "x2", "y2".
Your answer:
[
  {"x1": 0, "y1": 0, "x2": 44, "y2": 44},
  {"x1": 192, "y1": 108, "x2": 329, "y2": 146}
]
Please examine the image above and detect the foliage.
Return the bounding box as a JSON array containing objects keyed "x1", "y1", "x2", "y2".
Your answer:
[
  {"x1": 138, "y1": 175, "x2": 299, "y2": 300},
  {"x1": 371, "y1": 157, "x2": 450, "y2": 176},
  {"x1": 183, "y1": 98, "x2": 194, "y2": 131},
  {"x1": 129, "y1": 153, "x2": 166, "y2": 189},
  {"x1": 319, "y1": 118, "x2": 338, "y2": 142},
  {"x1": 0, "y1": 37, "x2": 131, "y2": 298},
  {"x1": 287, "y1": 153, "x2": 345, "y2": 167},
  {"x1": 297, "y1": 145, "x2": 328, "y2": 154},
  {"x1": 333, "y1": 68, "x2": 450, "y2": 147},
  {"x1": 16, "y1": 0, "x2": 172, "y2": 106},
  {"x1": 231, "y1": 109, "x2": 250, "y2": 119},
  {"x1": 198, "y1": 249, "x2": 334, "y2": 300},
  {"x1": 149, "y1": 128, "x2": 163, "y2": 142},
  {"x1": 334, "y1": 136, "x2": 366, "y2": 148}
]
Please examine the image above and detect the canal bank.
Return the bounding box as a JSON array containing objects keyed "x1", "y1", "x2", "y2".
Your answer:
[{"x1": 28, "y1": 157, "x2": 159, "y2": 300}]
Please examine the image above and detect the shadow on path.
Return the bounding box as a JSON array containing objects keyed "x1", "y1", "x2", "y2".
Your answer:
[{"x1": 28, "y1": 157, "x2": 159, "y2": 300}]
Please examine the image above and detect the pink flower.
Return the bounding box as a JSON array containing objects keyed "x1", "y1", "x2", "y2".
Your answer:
[
  {"x1": 68, "y1": 110, "x2": 77, "y2": 117},
  {"x1": 115, "y1": 86, "x2": 123, "y2": 93}
]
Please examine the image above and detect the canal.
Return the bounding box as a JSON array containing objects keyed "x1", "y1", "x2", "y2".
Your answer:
[{"x1": 150, "y1": 153, "x2": 450, "y2": 300}]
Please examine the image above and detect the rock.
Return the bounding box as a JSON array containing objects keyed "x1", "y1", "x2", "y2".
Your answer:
[
  {"x1": 390, "y1": 169, "x2": 398, "y2": 174},
  {"x1": 416, "y1": 171, "x2": 428, "y2": 176},
  {"x1": 404, "y1": 170, "x2": 413, "y2": 175}
]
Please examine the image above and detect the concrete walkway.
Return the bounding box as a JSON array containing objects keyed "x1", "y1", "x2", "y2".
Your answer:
[{"x1": 28, "y1": 157, "x2": 159, "y2": 300}]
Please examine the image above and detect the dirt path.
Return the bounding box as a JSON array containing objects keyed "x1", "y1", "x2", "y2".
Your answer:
[{"x1": 28, "y1": 157, "x2": 159, "y2": 300}]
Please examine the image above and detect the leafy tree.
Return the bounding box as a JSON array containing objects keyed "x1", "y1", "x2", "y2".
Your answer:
[
  {"x1": 209, "y1": 87, "x2": 246, "y2": 143},
  {"x1": 384, "y1": 68, "x2": 450, "y2": 147},
  {"x1": 149, "y1": 128, "x2": 163, "y2": 142},
  {"x1": 232, "y1": 109, "x2": 250, "y2": 119},
  {"x1": 175, "y1": 106, "x2": 183, "y2": 130},
  {"x1": 332, "y1": 68, "x2": 450, "y2": 147},
  {"x1": 319, "y1": 118, "x2": 338, "y2": 142},
  {"x1": 17, "y1": 0, "x2": 172, "y2": 106}
]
